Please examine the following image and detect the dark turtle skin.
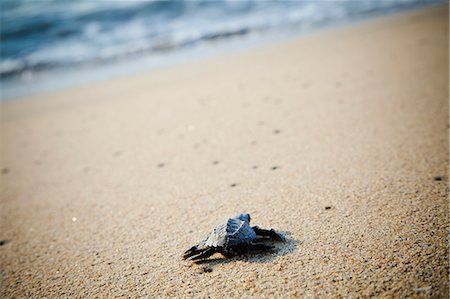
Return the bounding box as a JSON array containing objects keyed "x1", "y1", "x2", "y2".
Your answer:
[{"x1": 183, "y1": 213, "x2": 285, "y2": 261}]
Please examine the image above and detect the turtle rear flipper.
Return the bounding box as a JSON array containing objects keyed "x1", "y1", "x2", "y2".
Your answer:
[{"x1": 252, "y1": 226, "x2": 285, "y2": 241}]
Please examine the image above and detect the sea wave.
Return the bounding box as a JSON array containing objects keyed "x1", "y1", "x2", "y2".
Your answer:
[{"x1": 0, "y1": 0, "x2": 444, "y2": 80}]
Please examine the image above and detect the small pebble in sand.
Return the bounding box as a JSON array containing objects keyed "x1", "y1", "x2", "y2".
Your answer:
[
  {"x1": 230, "y1": 183, "x2": 238, "y2": 187},
  {"x1": 0, "y1": 239, "x2": 10, "y2": 246},
  {"x1": 413, "y1": 286, "x2": 431, "y2": 292},
  {"x1": 271, "y1": 166, "x2": 279, "y2": 170},
  {"x1": 433, "y1": 176, "x2": 443, "y2": 181},
  {"x1": 72, "y1": 217, "x2": 77, "y2": 222},
  {"x1": 325, "y1": 206, "x2": 332, "y2": 210}
]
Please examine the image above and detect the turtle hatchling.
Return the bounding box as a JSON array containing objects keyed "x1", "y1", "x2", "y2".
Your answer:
[{"x1": 183, "y1": 213, "x2": 285, "y2": 261}]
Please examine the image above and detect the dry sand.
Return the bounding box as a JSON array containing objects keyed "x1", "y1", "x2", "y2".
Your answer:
[{"x1": 1, "y1": 5, "x2": 448, "y2": 298}]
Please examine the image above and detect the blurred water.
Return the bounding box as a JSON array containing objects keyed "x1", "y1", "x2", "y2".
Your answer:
[{"x1": 0, "y1": 0, "x2": 443, "y2": 99}]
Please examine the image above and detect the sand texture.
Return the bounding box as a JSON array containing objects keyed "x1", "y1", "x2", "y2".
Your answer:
[{"x1": 1, "y1": 5, "x2": 448, "y2": 298}]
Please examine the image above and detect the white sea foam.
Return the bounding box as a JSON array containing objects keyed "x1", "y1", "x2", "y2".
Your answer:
[{"x1": 0, "y1": 0, "x2": 444, "y2": 100}]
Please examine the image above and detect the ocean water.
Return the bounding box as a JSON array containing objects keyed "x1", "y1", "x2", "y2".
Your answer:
[{"x1": 0, "y1": 0, "x2": 443, "y2": 100}]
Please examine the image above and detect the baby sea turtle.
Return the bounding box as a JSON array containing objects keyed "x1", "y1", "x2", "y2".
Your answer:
[{"x1": 183, "y1": 213, "x2": 285, "y2": 261}]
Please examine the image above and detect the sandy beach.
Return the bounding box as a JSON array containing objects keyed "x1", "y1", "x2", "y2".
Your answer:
[{"x1": 1, "y1": 5, "x2": 448, "y2": 298}]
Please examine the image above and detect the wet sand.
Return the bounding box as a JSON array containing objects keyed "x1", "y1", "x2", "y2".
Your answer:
[{"x1": 1, "y1": 5, "x2": 448, "y2": 298}]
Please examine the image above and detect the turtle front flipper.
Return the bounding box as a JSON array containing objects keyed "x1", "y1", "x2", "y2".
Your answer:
[
  {"x1": 183, "y1": 234, "x2": 211, "y2": 259},
  {"x1": 187, "y1": 247, "x2": 217, "y2": 261},
  {"x1": 183, "y1": 245, "x2": 201, "y2": 259}
]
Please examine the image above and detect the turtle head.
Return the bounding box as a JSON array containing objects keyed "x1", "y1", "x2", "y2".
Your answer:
[{"x1": 233, "y1": 213, "x2": 251, "y2": 223}]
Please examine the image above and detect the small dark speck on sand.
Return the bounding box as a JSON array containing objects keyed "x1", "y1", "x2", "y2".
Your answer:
[
  {"x1": 413, "y1": 286, "x2": 431, "y2": 292},
  {"x1": 1, "y1": 168, "x2": 9, "y2": 175},
  {"x1": 252, "y1": 165, "x2": 258, "y2": 169},
  {"x1": 271, "y1": 166, "x2": 279, "y2": 170},
  {"x1": 157, "y1": 163, "x2": 165, "y2": 168},
  {"x1": 113, "y1": 151, "x2": 122, "y2": 157},
  {"x1": 212, "y1": 160, "x2": 220, "y2": 165},
  {"x1": 325, "y1": 206, "x2": 332, "y2": 210},
  {"x1": 230, "y1": 183, "x2": 238, "y2": 188},
  {"x1": 0, "y1": 239, "x2": 10, "y2": 246},
  {"x1": 433, "y1": 176, "x2": 443, "y2": 181},
  {"x1": 273, "y1": 130, "x2": 281, "y2": 134},
  {"x1": 197, "y1": 266, "x2": 213, "y2": 274}
]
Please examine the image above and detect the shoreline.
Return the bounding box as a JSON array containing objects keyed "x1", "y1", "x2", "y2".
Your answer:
[
  {"x1": 1, "y1": 5, "x2": 448, "y2": 298},
  {"x1": 1, "y1": 2, "x2": 446, "y2": 102}
]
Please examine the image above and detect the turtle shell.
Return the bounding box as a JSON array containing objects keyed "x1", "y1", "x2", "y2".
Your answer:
[
  {"x1": 202, "y1": 216, "x2": 257, "y2": 248},
  {"x1": 225, "y1": 217, "x2": 257, "y2": 246},
  {"x1": 203, "y1": 223, "x2": 228, "y2": 247}
]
